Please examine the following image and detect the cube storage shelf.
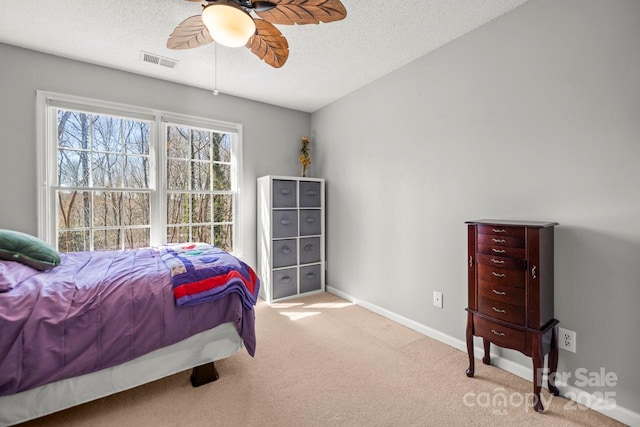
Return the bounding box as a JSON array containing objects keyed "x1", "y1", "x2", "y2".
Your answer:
[{"x1": 257, "y1": 176, "x2": 325, "y2": 303}]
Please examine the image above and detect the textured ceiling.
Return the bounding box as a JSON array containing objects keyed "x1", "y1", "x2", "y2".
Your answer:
[{"x1": 0, "y1": 0, "x2": 529, "y2": 112}]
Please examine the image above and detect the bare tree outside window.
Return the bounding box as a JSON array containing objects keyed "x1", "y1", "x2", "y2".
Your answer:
[
  {"x1": 166, "y1": 125, "x2": 234, "y2": 251},
  {"x1": 56, "y1": 110, "x2": 151, "y2": 252}
]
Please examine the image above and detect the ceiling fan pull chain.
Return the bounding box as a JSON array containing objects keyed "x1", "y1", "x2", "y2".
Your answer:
[{"x1": 212, "y1": 42, "x2": 220, "y2": 96}]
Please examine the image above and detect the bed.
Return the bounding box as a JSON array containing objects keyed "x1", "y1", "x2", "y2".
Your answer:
[{"x1": 0, "y1": 234, "x2": 259, "y2": 426}]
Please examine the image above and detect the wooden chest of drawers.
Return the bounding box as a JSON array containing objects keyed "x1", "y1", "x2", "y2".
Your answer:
[{"x1": 465, "y1": 220, "x2": 559, "y2": 413}]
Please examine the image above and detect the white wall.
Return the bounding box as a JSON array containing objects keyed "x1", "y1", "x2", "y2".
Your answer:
[
  {"x1": 312, "y1": 0, "x2": 640, "y2": 420},
  {"x1": 0, "y1": 43, "x2": 310, "y2": 268}
]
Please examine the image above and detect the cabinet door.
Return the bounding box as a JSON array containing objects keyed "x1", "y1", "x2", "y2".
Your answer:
[
  {"x1": 299, "y1": 181, "x2": 321, "y2": 207},
  {"x1": 272, "y1": 180, "x2": 297, "y2": 208}
]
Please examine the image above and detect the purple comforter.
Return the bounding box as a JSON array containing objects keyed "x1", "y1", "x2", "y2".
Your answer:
[{"x1": 0, "y1": 248, "x2": 256, "y2": 397}]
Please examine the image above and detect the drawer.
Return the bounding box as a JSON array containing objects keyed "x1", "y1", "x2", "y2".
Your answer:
[
  {"x1": 477, "y1": 243, "x2": 525, "y2": 259},
  {"x1": 300, "y1": 264, "x2": 322, "y2": 293},
  {"x1": 479, "y1": 297, "x2": 525, "y2": 325},
  {"x1": 477, "y1": 234, "x2": 525, "y2": 250},
  {"x1": 272, "y1": 210, "x2": 298, "y2": 238},
  {"x1": 272, "y1": 239, "x2": 297, "y2": 268},
  {"x1": 299, "y1": 209, "x2": 321, "y2": 236},
  {"x1": 477, "y1": 225, "x2": 524, "y2": 239},
  {"x1": 272, "y1": 180, "x2": 297, "y2": 208},
  {"x1": 477, "y1": 264, "x2": 525, "y2": 288},
  {"x1": 478, "y1": 280, "x2": 525, "y2": 306},
  {"x1": 476, "y1": 254, "x2": 526, "y2": 271},
  {"x1": 299, "y1": 237, "x2": 321, "y2": 264},
  {"x1": 299, "y1": 181, "x2": 321, "y2": 207},
  {"x1": 273, "y1": 268, "x2": 298, "y2": 299},
  {"x1": 474, "y1": 316, "x2": 526, "y2": 353}
]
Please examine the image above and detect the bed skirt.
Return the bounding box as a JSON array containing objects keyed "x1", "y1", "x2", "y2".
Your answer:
[{"x1": 0, "y1": 322, "x2": 242, "y2": 426}]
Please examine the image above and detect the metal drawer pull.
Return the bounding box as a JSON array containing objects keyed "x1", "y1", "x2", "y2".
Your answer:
[
  {"x1": 492, "y1": 229, "x2": 506, "y2": 233},
  {"x1": 492, "y1": 289, "x2": 506, "y2": 296},
  {"x1": 491, "y1": 259, "x2": 505, "y2": 264},
  {"x1": 492, "y1": 238, "x2": 506, "y2": 243},
  {"x1": 469, "y1": 256, "x2": 473, "y2": 267},
  {"x1": 532, "y1": 265, "x2": 537, "y2": 279},
  {"x1": 492, "y1": 249, "x2": 505, "y2": 254},
  {"x1": 492, "y1": 307, "x2": 506, "y2": 313},
  {"x1": 492, "y1": 272, "x2": 505, "y2": 278},
  {"x1": 491, "y1": 329, "x2": 505, "y2": 337}
]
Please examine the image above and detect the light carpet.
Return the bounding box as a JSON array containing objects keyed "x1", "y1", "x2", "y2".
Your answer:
[{"x1": 19, "y1": 292, "x2": 623, "y2": 426}]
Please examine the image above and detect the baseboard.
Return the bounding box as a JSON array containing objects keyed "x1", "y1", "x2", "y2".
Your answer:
[{"x1": 326, "y1": 286, "x2": 640, "y2": 427}]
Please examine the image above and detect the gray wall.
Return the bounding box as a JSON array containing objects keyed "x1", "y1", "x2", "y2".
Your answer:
[
  {"x1": 0, "y1": 42, "x2": 310, "y2": 268},
  {"x1": 312, "y1": 0, "x2": 640, "y2": 417}
]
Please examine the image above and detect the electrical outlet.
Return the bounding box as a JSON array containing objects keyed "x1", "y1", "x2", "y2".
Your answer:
[
  {"x1": 433, "y1": 291, "x2": 443, "y2": 308},
  {"x1": 558, "y1": 327, "x2": 576, "y2": 353}
]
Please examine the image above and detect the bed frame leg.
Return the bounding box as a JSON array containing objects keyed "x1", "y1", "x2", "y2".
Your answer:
[{"x1": 190, "y1": 362, "x2": 219, "y2": 387}]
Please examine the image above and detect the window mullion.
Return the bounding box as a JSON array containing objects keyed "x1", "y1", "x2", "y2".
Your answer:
[
  {"x1": 149, "y1": 117, "x2": 165, "y2": 246},
  {"x1": 88, "y1": 117, "x2": 95, "y2": 251}
]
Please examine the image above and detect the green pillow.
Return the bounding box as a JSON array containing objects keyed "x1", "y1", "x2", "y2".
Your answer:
[{"x1": 0, "y1": 229, "x2": 61, "y2": 271}]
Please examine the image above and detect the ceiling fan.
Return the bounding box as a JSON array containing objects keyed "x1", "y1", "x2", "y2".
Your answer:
[{"x1": 166, "y1": 0, "x2": 347, "y2": 68}]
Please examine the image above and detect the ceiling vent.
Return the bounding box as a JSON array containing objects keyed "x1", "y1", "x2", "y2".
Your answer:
[{"x1": 140, "y1": 51, "x2": 178, "y2": 69}]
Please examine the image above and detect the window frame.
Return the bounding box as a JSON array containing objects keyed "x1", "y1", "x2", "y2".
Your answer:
[{"x1": 36, "y1": 90, "x2": 244, "y2": 256}]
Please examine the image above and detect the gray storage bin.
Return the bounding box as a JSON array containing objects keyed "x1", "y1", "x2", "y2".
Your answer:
[
  {"x1": 299, "y1": 181, "x2": 321, "y2": 207},
  {"x1": 272, "y1": 180, "x2": 297, "y2": 208},
  {"x1": 273, "y1": 239, "x2": 297, "y2": 268},
  {"x1": 299, "y1": 209, "x2": 321, "y2": 236},
  {"x1": 300, "y1": 264, "x2": 321, "y2": 293},
  {"x1": 273, "y1": 268, "x2": 298, "y2": 299},
  {"x1": 299, "y1": 237, "x2": 321, "y2": 264},
  {"x1": 273, "y1": 210, "x2": 298, "y2": 238}
]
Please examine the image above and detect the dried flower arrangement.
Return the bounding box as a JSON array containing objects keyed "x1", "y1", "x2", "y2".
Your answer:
[{"x1": 299, "y1": 135, "x2": 311, "y2": 177}]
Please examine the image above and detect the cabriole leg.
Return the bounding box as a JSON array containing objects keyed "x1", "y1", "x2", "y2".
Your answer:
[
  {"x1": 466, "y1": 313, "x2": 475, "y2": 377},
  {"x1": 532, "y1": 336, "x2": 545, "y2": 413},
  {"x1": 548, "y1": 326, "x2": 560, "y2": 396},
  {"x1": 482, "y1": 339, "x2": 491, "y2": 365}
]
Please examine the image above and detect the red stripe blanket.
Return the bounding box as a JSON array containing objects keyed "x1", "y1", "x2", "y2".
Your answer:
[{"x1": 158, "y1": 243, "x2": 260, "y2": 309}]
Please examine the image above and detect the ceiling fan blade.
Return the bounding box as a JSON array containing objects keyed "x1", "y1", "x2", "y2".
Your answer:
[
  {"x1": 254, "y1": 0, "x2": 347, "y2": 25},
  {"x1": 167, "y1": 15, "x2": 214, "y2": 50},
  {"x1": 246, "y1": 20, "x2": 289, "y2": 68}
]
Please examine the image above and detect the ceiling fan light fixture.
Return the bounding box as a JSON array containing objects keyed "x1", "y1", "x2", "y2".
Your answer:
[{"x1": 202, "y1": 2, "x2": 256, "y2": 48}]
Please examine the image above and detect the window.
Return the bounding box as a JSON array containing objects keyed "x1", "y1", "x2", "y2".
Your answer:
[
  {"x1": 56, "y1": 111, "x2": 152, "y2": 251},
  {"x1": 37, "y1": 91, "x2": 243, "y2": 255},
  {"x1": 165, "y1": 124, "x2": 234, "y2": 250}
]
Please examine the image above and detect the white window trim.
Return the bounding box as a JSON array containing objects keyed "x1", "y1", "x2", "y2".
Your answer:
[{"x1": 36, "y1": 90, "x2": 244, "y2": 257}]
